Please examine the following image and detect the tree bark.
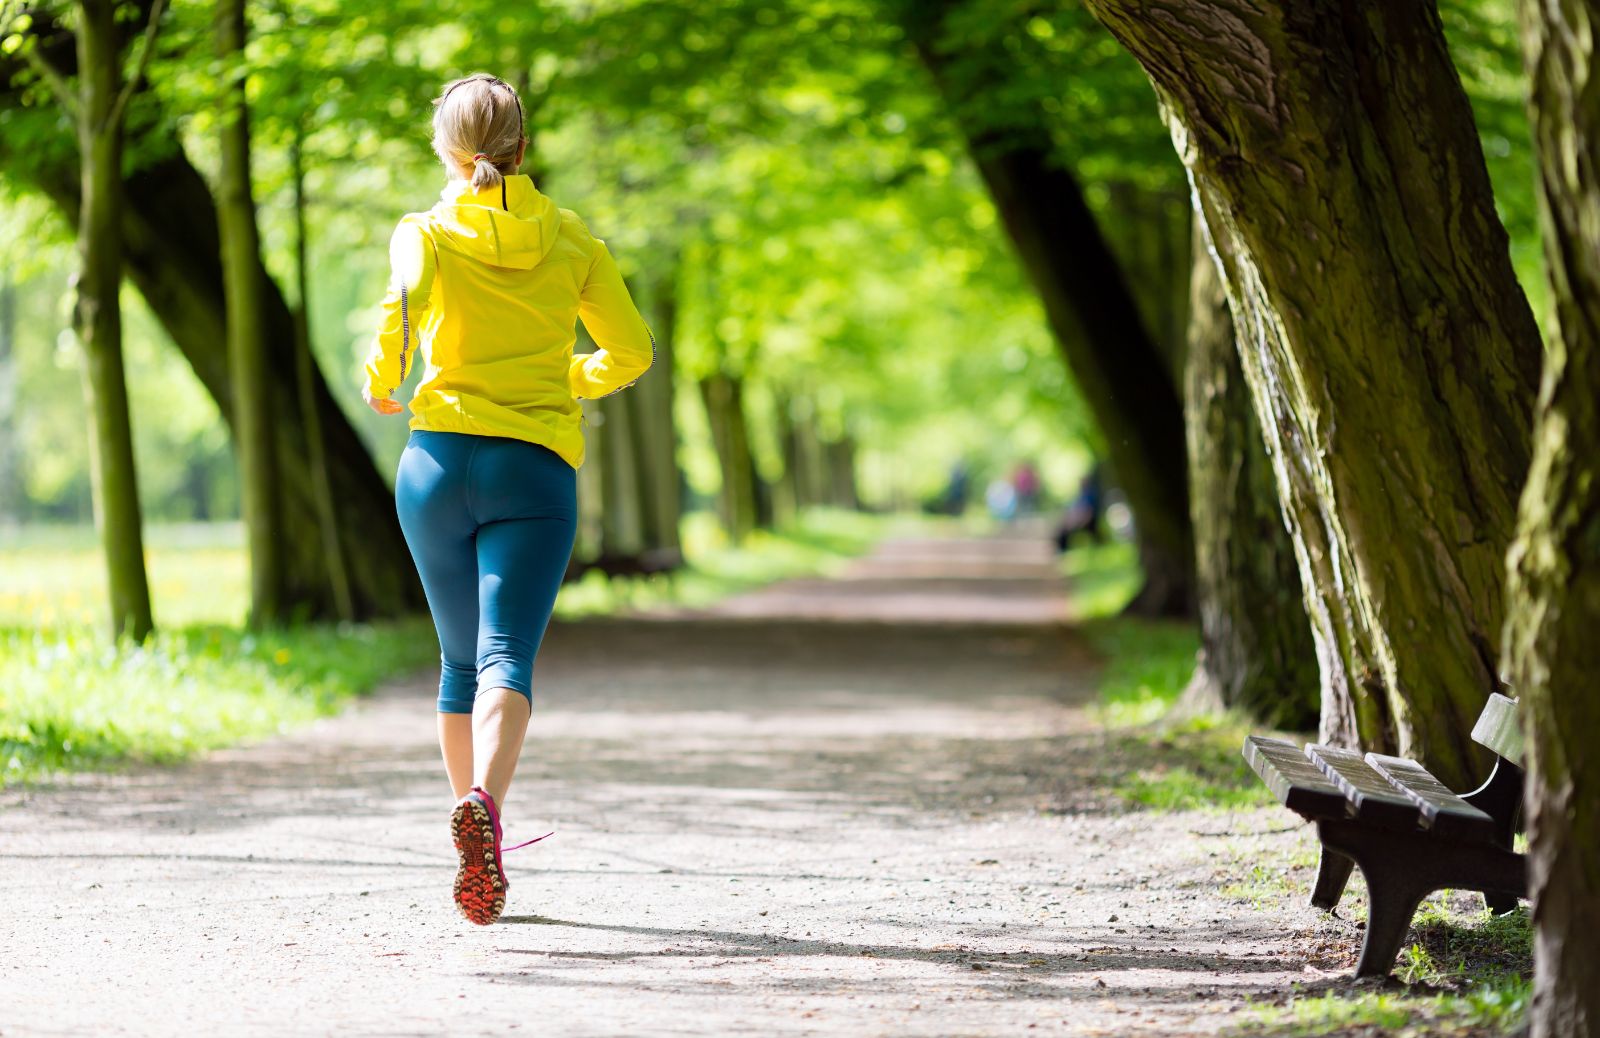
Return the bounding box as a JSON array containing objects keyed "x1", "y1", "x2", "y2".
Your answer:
[
  {"x1": 633, "y1": 268, "x2": 683, "y2": 565},
  {"x1": 216, "y1": 0, "x2": 286, "y2": 628},
  {"x1": 823, "y1": 435, "x2": 860, "y2": 512},
  {"x1": 288, "y1": 120, "x2": 355, "y2": 622},
  {"x1": 699, "y1": 371, "x2": 759, "y2": 543},
  {"x1": 0, "y1": 276, "x2": 19, "y2": 522},
  {"x1": 901, "y1": 0, "x2": 1195, "y2": 618},
  {"x1": 1504, "y1": 2, "x2": 1600, "y2": 1033},
  {"x1": 74, "y1": 0, "x2": 154, "y2": 641},
  {"x1": 1087, "y1": 0, "x2": 1543, "y2": 787},
  {"x1": 1184, "y1": 212, "x2": 1318, "y2": 729},
  {"x1": 597, "y1": 391, "x2": 646, "y2": 562}
]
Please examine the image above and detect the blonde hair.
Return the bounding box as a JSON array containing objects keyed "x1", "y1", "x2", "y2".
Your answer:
[{"x1": 432, "y1": 73, "x2": 526, "y2": 192}]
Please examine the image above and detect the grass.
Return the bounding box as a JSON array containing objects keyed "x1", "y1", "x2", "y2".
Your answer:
[
  {"x1": 1059, "y1": 539, "x2": 1142, "y2": 621},
  {"x1": 0, "y1": 522, "x2": 250, "y2": 628},
  {"x1": 0, "y1": 508, "x2": 898, "y2": 787},
  {"x1": 0, "y1": 620, "x2": 439, "y2": 785},
  {"x1": 1222, "y1": 849, "x2": 1533, "y2": 1037},
  {"x1": 1058, "y1": 548, "x2": 1266, "y2": 812},
  {"x1": 1236, "y1": 977, "x2": 1531, "y2": 1038}
]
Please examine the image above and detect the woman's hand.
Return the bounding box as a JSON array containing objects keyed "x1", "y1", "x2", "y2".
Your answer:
[{"x1": 363, "y1": 385, "x2": 404, "y2": 415}]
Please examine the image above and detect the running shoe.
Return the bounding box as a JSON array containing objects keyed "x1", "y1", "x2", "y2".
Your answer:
[{"x1": 449, "y1": 787, "x2": 551, "y2": 925}]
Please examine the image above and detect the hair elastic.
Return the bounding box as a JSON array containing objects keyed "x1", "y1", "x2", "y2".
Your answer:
[{"x1": 472, "y1": 152, "x2": 489, "y2": 163}]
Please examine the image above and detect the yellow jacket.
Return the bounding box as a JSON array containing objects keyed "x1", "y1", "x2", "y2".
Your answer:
[{"x1": 363, "y1": 175, "x2": 653, "y2": 468}]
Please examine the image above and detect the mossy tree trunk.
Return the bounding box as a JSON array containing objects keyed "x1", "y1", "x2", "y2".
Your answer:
[
  {"x1": 0, "y1": 276, "x2": 19, "y2": 523},
  {"x1": 1184, "y1": 213, "x2": 1317, "y2": 729},
  {"x1": 699, "y1": 371, "x2": 759, "y2": 543},
  {"x1": 288, "y1": 120, "x2": 354, "y2": 622},
  {"x1": 823, "y1": 435, "x2": 859, "y2": 512},
  {"x1": 900, "y1": 0, "x2": 1194, "y2": 617},
  {"x1": 1087, "y1": 0, "x2": 1544, "y2": 787},
  {"x1": 632, "y1": 267, "x2": 682, "y2": 566},
  {"x1": 216, "y1": 0, "x2": 286, "y2": 628},
  {"x1": 1504, "y1": 2, "x2": 1600, "y2": 1033},
  {"x1": 596, "y1": 390, "x2": 646, "y2": 563},
  {"x1": 73, "y1": 0, "x2": 158, "y2": 641}
]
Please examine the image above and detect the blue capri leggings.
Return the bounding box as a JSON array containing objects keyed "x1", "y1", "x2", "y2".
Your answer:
[{"x1": 395, "y1": 430, "x2": 577, "y2": 714}]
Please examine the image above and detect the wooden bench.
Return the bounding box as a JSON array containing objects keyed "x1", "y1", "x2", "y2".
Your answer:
[{"x1": 1241, "y1": 692, "x2": 1526, "y2": 977}]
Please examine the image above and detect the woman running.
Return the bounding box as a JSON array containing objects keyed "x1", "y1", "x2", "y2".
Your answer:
[{"x1": 360, "y1": 73, "x2": 653, "y2": 925}]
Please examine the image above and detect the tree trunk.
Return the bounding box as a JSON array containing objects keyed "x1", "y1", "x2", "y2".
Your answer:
[
  {"x1": 699, "y1": 371, "x2": 758, "y2": 542},
  {"x1": 75, "y1": 0, "x2": 154, "y2": 641},
  {"x1": 823, "y1": 435, "x2": 860, "y2": 512},
  {"x1": 1504, "y1": 2, "x2": 1600, "y2": 1033},
  {"x1": 288, "y1": 121, "x2": 354, "y2": 622},
  {"x1": 597, "y1": 391, "x2": 646, "y2": 562},
  {"x1": 793, "y1": 401, "x2": 828, "y2": 510},
  {"x1": 1184, "y1": 212, "x2": 1318, "y2": 729},
  {"x1": 216, "y1": 0, "x2": 285, "y2": 628},
  {"x1": 774, "y1": 391, "x2": 802, "y2": 524},
  {"x1": 1087, "y1": 0, "x2": 1544, "y2": 788},
  {"x1": 634, "y1": 268, "x2": 683, "y2": 565},
  {"x1": 901, "y1": 0, "x2": 1195, "y2": 618},
  {"x1": 0, "y1": 276, "x2": 19, "y2": 523}
]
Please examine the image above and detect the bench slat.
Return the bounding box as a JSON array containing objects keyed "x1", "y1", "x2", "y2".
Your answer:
[
  {"x1": 1471, "y1": 693, "x2": 1524, "y2": 766},
  {"x1": 1365, "y1": 753, "x2": 1495, "y2": 842},
  {"x1": 1305, "y1": 744, "x2": 1421, "y2": 830},
  {"x1": 1242, "y1": 736, "x2": 1348, "y2": 818}
]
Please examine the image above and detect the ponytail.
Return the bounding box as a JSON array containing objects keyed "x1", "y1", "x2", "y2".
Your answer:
[
  {"x1": 432, "y1": 74, "x2": 526, "y2": 189},
  {"x1": 468, "y1": 151, "x2": 503, "y2": 192}
]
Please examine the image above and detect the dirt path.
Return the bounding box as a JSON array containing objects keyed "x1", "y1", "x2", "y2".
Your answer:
[{"x1": 0, "y1": 528, "x2": 1318, "y2": 1036}]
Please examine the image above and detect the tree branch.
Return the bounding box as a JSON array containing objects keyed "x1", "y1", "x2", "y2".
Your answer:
[
  {"x1": 17, "y1": 33, "x2": 75, "y2": 115},
  {"x1": 107, "y1": 0, "x2": 167, "y2": 130}
]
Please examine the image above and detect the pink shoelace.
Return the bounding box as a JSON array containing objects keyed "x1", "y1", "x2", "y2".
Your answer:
[
  {"x1": 504, "y1": 831, "x2": 554, "y2": 852},
  {"x1": 469, "y1": 786, "x2": 553, "y2": 853}
]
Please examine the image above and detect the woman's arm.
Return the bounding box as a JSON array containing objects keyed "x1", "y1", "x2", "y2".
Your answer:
[
  {"x1": 362, "y1": 217, "x2": 436, "y2": 413},
  {"x1": 570, "y1": 239, "x2": 654, "y2": 400}
]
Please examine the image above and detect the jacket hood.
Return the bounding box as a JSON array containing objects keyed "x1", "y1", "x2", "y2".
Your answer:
[{"x1": 428, "y1": 174, "x2": 561, "y2": 270}]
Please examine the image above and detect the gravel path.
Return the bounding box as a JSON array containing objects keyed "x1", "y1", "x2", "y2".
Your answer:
[{"x1": 0, "y1": 529, "x2": 1320, "y2": 1036}]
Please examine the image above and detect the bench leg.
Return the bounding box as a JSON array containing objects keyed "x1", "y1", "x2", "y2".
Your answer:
[
  {"x1": 1316, "y1": 819, "x2": 1528, "y2": 978},
  {"x1": 1311, "y1": 847, "x2": 1355, "y2": 910},
  {"x1": 1356, "y1": 868, "x2": 1432, "y2": 979}
]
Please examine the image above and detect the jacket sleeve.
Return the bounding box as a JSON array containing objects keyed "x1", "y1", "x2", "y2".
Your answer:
[
  {"x1": 569, "y1": 238, "x2": 654, "y2": 400},
  {"x1": 362, "y1": 218, "x2": 436, "y2": 400}
]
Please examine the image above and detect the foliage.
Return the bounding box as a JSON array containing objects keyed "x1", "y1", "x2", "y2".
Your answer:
[{"x1": 0, "y1": 0, "x2": 1550, "y2": 522}]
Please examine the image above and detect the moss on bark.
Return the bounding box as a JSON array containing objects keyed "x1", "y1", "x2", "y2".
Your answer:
[
  {"x1": 1087, "y1": 0, "x2": 1543, "y2": 787},
  {"x1": 1505, "y1": 1, "x2": 1600, "y2": 1032}
]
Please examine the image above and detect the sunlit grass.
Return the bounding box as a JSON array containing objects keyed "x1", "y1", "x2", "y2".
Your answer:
[
  {"x1": 0, "y1": 619, "x2": 438, "y2": 786},
  {"x1": 1080, "y1": 614, "x2": 1199, "y2": 727},
  {"x1": 1234, "y1": 978, "x2": 1531, "y2": 1037},
  {"x1": 0, "y1": 522, "x2": 249, "y2": 628},
  {"x1": 1111, "y1": 715, "x2": 1272, "y2": 811},
  {"x1": 1059, "y1": 539, "x2": 1141, "y2": 619}
]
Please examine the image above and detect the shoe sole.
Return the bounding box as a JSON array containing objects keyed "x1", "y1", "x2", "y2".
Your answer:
[{"x1": 450, "y1": 799, "x2": 506, "y2": 926}]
